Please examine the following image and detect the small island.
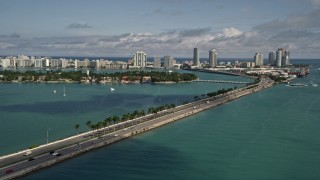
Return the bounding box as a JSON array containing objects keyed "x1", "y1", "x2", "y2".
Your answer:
[{"x1": 0, "y1": 70, "x2": 197, "y2": 84}]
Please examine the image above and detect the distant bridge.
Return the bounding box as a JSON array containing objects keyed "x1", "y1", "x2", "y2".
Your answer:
[{"x1": 193, "y1": 79, "x2": 250, "y2": 84}]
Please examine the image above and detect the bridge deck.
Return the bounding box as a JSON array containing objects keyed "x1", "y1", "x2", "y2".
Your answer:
[{"x1": 193, "y1": 79, "x2": 249, "y2": 84}]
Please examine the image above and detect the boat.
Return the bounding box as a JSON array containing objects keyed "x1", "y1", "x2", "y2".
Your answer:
[
  {"x1": 63, "y1": 87, "x2": 66, "y2": 96},
  {"x1": 288, "y1": 83, "x2": 308, "y2": 87},
  {"x1": 110, "y1": 88, "x2": 115, "y2": 92},
  {"x1": 168, "y1": 70, "x2": 173, "y2": 73},
  {"x1": 312, "y1": 83, "x2": 318, "y2": 87},
  {"x1": 53, "y1": 90, "x2": 56, "y2": 94}
]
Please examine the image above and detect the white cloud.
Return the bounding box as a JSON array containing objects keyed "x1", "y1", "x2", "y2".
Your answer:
[
  {"x1": 220, "y1": 27, "x2": 242, "y2": 38},
  {"x1": 1, "y1": 10, "x2": 320, "y2": 59}
]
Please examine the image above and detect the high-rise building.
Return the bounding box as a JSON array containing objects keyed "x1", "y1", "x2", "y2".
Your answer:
[
  {"x1": 163, "y1": 55, "x2": 174, "y2": 68},
  {"x1": 209, "y1": 49, "x2": 217, "y2": 68},
  {"x1": 254, "y1": 52, "x2": 264, "y2": 66},
  {"x1": 276, "y1": 48, "x2": 283, "y2": 67},
  {"x1": 153, "y1": 56, "x2": 161, "y2": 68},
  {"x1": 34, "y1": 59, "x2": 43, "y2": 68},
  {"x1": 133, "y1": 51, "x2": 147, "y2": 67},
  {"x1": 193, "y1": 47, "x2": 199, "y2": 66},
  {"x1": 42, "y1": 58, "x2": 50, "y2": 67},
  {"x1": 268, "y1": 51, "x2": 276, "y2": 65},
  {"x1": 282, "y1": 49, "x2": 290, "y2": 66}
]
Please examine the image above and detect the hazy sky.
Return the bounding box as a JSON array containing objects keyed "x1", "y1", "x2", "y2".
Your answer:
[{"x1": 1, "y1": 0, "x2": 320, "y2": 58}]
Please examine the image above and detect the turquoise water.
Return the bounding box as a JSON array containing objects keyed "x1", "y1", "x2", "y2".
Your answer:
[
  {"x1": 2, "y1": 60, "x2": 320, "y2": 179},
  {"x1": 0, "y1": 71, "x2": 248, "y2": 155}
]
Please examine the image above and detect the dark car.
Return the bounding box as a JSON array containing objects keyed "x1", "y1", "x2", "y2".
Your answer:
[
  {"x1": 28, "y1": 157, "x2": 35, "y2": 161},
  {"x1": 5, "y1": 169, "x2": 14, "y2": 174}
]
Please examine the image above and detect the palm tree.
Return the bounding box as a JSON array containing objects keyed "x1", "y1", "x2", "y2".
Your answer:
[
  {"x1": 96, "y1": 121, "x2": 103, "y2": 135},
  {"x1": 74, "y1": 124, "x2": 80, "y2": 134},
  {"x1": 102, "y1": 120, "x2": 108, "y2": 134},
  {"x1": 86, "y1": 121, "x2": 92, "y2": 130},
  {"x1": 91, "y1": 124, "x2": 99, "y2": 137}
]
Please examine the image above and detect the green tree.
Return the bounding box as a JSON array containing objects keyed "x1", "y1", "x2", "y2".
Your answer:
[
  {"x1": 86, "y1": 121, "x2": 92, "y2": 130},
  {"x1": 74, "y1": 124, "x2": 80, "y2": 134}
]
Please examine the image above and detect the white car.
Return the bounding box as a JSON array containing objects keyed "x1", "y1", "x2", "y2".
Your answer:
[
  {"x1": 51, "y1": 152, "x2": 59, "y2": 156},
  {"x1": 114, "y1": 134, "x2": 118, "y2": 137}
]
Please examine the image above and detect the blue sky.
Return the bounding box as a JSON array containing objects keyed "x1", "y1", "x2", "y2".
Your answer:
[{"x1": 0, "y1": 0, "x2": 320, "y2": 58}]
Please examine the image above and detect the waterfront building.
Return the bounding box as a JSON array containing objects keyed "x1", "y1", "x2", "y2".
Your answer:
[
  {"x1": 133, "y1": 51, "x2": 147, "y2": 68},
  {"x1": 99, "y1": 60, "x2": 107, "y2": 68},
  {"x1": 10, "y1": 59, "x2": 16, "y2": 67},
  {"x1": 42, "y1": 58, "x2": 50, "y2": 67},
  {"x1": 193, "y1": 47, "x2": 199, "y2": 66},
  {"x1": 90, "y1": 60, "x2": 100, "y2": 68},
  {"x1": 276, "y1": 48, "x2": 283, "y2": 67},
  {"x1": 163, "y1": 55, "x2": 174, "y2": 68},
  {"x1": 241, "y1": 62, "x2": 256, "y2": 68},
  {"x1": 209, "y1": 49, "x2": 217, "y2": 68},
  {"x1": 61, "y1": 59, "x2": 69, "y2": 68},
  {"x1": 254, "y1": 52, "x2": 264, "y2": 66},
  {"x1": 153, "y1": 56, "x2": 161, "y2": 68},
  {"x1": 0, "y1": 58, "x2": 10, "y2": 68},
  {"x1": 74, "y1": 59, "x2": 78, "y2": 68},
  {"x1": 16, "y1": 59, "x2": 33, "y2": 67},
  {"x1": 110, "y1": 61, "x2": 128, "y2": 69},
  {"x1": 268, "y1": 51, "x2": 276, "y2": 65},
  {"x1": 78, "y1": 58, "x2": 90, "y2": 68},
  {"x1": 50, "y1": 59, "x2": 61, "y2": 68},
  {"x1": 282, "y1": 49, "x2": 290, "y2": 66},
  {"x1": 34, "y1": 59, "x2": 43, "y2": 68}
]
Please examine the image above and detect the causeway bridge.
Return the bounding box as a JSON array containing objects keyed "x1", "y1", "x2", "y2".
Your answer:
[{"x1": 194, "y1": 79, "x2": 250, "y2": 84}]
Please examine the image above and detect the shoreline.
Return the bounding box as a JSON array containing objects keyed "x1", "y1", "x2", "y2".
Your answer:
[{"x1": 0, "y1": 76, "x2": 274, "y2": 179}]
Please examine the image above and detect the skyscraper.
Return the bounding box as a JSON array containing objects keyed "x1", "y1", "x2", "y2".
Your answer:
[
  {"x1": 254, "y1": 52, "x2": 264, "y2": 66},
  {"x1": 163, "y1": 55, "x2": 174, "y2": 68},
  {"x1": 282, "y1": 49, "x2": 290, "y2": 66},
  {"x1": 209, "y1": 49, "x2": 217, "y2": 68},
  {"x1": 276, "y1": 48, "x2": 283, "y2": 67},
  {"x1": 193, "y1": 47, "x2": 199, "y2": 66},
  {"x1": 268, "y1": 51, "x2": 276, "y2": 65},
  {"x1": 133, "y1": 51, "x2": 147, "y2": 67},
  {"x1": 153, "y1": 56, "x2": 161, "y2": 68}
]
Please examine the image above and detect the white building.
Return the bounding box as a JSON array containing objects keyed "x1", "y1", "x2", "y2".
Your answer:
[
  {"x1": 133, "y1": 51, "x2": 147, "y2": 68},
  {"x1": 254, "y1": 52, "x2": 264, "y2": 66},
  {"x1": 276, "y1": 48, "x2": 283, "y2": 67},
  {"x1": 61, "y1": 59, "x2": 69, "y2": 68},
  {"x1": 0, "y1": 59, "x2": 11, "y2": 68},
  {"x1": 50, "y1": 59, "x2": 62, "y2": 68},
  {"x1": 209, "y1": 49, "x2": 217, "y2": 68},
  {"x1": 42, "y1": 58, "x2": 50, "y2": 67},
  {"x1": 268, "y1": 51, "x2": 275, "y2": 65},
  {"x1": 193, "y1": 47, "x2": 199, "y2": 66},
  {"x1": 163, "y1": 55, "x2": 174, "y2": 68},
  {"x1": 34, "y1": 59, "x2": 43, "y2": 68},
  {"x1": 153, "y1": 56, "x2": 161, "y2": 68},
  {"x1": 282, "y1": 49, "x2": 290, "y2": 66}
]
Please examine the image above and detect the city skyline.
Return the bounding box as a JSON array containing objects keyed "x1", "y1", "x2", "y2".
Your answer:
[{"x1": 0, "y1": 0, "x2": 320, "y2": 58}]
